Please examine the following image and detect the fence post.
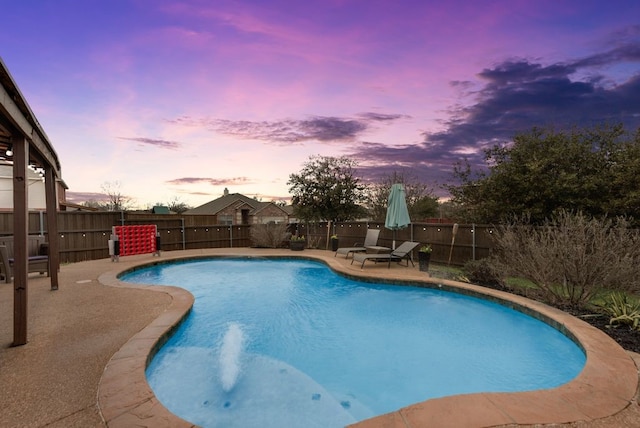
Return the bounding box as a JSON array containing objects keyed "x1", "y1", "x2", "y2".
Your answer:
[
  {"x1": 472, "y1": 223, "x2": 476, "y2": 261},
  {"x1": 448, "y1": 223, "x2": 459, "y2": 265},
  {"x1": 181, "y1": 218, "x2": 185, "y2": 250}
]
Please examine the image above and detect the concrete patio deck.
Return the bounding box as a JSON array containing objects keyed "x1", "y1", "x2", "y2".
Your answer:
[{"x1": 1, "y1": 248, "x2": 639, "y2": 427}]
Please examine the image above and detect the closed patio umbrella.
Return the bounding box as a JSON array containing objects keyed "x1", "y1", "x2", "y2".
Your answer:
[{"x1": 385, "y1": 183, "x2": 411, "y2": 249}]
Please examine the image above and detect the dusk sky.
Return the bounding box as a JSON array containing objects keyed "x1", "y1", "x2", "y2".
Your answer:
[{"x1": 2, "y1": 0, "x2": 640, "y2": 209}]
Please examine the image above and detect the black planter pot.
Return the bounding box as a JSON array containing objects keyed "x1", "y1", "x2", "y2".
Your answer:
[
  {"x1": 418, "y1": 252, "x2": 431, "y2": 272},
  {"x1": 290, "y1": 240, "x2": 306, "y2": 251},
  {"x1": 330, "y1": 238, "x2": 339, "y2": 251}
]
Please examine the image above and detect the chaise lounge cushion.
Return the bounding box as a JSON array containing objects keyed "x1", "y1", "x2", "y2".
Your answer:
[
  {"x1": 334, "y1": 229, "x2": 381, "y2": 258},
  {"x1": 351, "y1": 241, "x2": 420, "y2": 269}
]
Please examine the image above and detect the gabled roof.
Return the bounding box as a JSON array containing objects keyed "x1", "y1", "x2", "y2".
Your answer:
[
  {"x1": 185, "y1": 193, "x2": 267, "y2": 215},
  {"x1": 253, "y1": 201, "x2": 289, "y2": 216},
  {"x1": 281, "y1": 205, "x2": 295, "y2": 215}
]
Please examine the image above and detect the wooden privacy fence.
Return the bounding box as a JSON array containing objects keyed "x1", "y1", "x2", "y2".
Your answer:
[
  {"x1": 0, "y1": 212, "x2": 495, "y2": 265},
  {"x1": 294, "y1": 221, "x2": 496, "y2": 266}
]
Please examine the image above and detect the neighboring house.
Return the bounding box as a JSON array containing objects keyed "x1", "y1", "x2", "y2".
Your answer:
[
  {"x1": 0, "y1": 161, "x2": 68, "y2": 211},
  {"x1": 282, "y1": 205, "x2": 296, "y2": 223},
  {"x1": 184, "y1": 188, "x2": 290, "y2": 225}
]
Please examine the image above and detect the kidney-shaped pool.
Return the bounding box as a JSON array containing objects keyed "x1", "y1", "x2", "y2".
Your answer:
[{"x1": 120, "y1": 257, "x2": 586, "y2": 428}]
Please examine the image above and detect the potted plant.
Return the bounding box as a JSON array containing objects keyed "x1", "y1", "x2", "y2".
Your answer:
[
  {"x1": 418, "y1": 244, "x2": 432, "y2": 272},
  {"x1": 330, "y1": 234, "x2": 339, "y2": 251},
  {"x1": 290, "y1": 235, "x2": 306, "y2": 251}
]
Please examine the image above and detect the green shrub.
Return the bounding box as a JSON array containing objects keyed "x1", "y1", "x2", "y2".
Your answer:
[{"x1": 602, "y1": 292, "x2": 640, "y2": 330}]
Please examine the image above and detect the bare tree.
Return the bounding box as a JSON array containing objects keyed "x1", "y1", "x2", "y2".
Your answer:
[
  {"x1": 366, "y1": 171, "x2": 438, "y2": 221},
  {"x1": 101, "y1": 181, "x2": 133, "y2": 211},
  {"x1": 167, "y1": 196, "x2": 190, "y2": 213},
  {"x1": 250, "y1": 223, "x2": 289, "y2": 248},
  {"x1": 81, "y1": 200, "x2": 103, "y2": 210}
]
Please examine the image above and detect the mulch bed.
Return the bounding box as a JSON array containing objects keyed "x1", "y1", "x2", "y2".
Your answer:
[
  {"x1": 564, "y1": 307, "x2": 640, "y2": 353},
  {"x1": 486, "y1": 283, "x2": 640, "y2": 353}
]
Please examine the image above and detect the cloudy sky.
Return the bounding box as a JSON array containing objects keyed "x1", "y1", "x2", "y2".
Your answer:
[{"x1": 2, "y1": 0, "x2": 639, "y2": 208}]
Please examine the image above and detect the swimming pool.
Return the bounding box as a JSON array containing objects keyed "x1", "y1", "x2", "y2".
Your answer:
[{"x1": 121, "y1": 257, "x2": 586, "y2": 428}]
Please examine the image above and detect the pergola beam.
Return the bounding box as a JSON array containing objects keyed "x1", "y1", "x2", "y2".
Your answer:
[
  {"x1": 1, "y1": 57, "x2": 63, "y2": 345},
  {"x1": 45, "y1": 166, "x2": 60, "y2": 291},
  {"x1": 12, "y1": 137, "x2": 29, "y2": 346},
  {"x1": 0, "y1": 67, "x2": 61, "y2": 174}
]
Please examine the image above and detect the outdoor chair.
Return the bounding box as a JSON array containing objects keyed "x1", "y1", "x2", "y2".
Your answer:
[
  {"x1": 351, "y1": 241, "x2": 420, "y2": 269},
  {"x1": 334, "y1": 229, "x2": 381, "y2": 258},
  {"x1": 0, "y1": 235, "x2": 49, "y2": 283}
]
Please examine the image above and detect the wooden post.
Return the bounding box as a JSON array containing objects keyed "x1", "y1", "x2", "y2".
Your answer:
[
  {"x1": 447, "y1": 223, "x2": 459, "y2": 266},
  {"x1": 45, "y1": 166, "x2": 59, "y2": 290},
  {"x1": 13, "y1": 137, "x2": 29, "y2": 346}
]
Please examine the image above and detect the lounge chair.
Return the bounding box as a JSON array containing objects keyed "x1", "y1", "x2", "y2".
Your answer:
[
  {"x1": 351, "y1": 241, "x2": 420, "y2": 269},
  {"x1": 334, "y1": 229, "x2": 381, "y2": 258}
]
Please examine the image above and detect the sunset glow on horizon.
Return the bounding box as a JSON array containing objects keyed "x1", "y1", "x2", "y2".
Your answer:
[{"x1": 2, "y1": 0, "x2": 639, "y2": 208}]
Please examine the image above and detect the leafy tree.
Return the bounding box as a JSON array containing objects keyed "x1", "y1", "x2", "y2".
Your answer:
[
  {"x1": 437, "y1": 200, "x2": 461, "y2": 221},
  {"x1": 447, "y1": 124, "x2": 640, "y2": 224},
  {"x1": 605, "y1": 128, "x2": 640, "y2": 217},
  {"x1": 411, "y1": 196, "x2": 440, "y2": 220},
  {"x1": 288, "y1": 155, "x2": 367, "y2": 222},
  {"x1": 366, "y1": 171, "x2": 439, "y2": 221}
]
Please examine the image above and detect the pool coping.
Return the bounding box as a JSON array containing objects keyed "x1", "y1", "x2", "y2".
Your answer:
[{"x1": 95, "y1": 249, "x2": 638, "y2": 427}]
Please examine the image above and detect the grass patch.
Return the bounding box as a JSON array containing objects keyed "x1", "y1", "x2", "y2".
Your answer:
[
  {"x1": 428, "y1": 263, "x2": 466, "y2": 281},
  {"x1": 504, "y1": 277, "x2": 537, "y2": 290}
]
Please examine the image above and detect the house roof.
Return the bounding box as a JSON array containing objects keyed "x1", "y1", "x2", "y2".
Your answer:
[
  {"x1": 59, "y1": 201, "x2": 99, "y2": 212},
  {"x1": 281, "y1": 205, "x2": 295, "y2": 215},
  {"x1": 184, "y1": 192, "x2": 288, "y2": 216}
]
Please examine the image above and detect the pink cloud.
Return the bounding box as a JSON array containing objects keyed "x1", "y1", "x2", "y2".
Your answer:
[{"x1": 166, "y1": 177, "x2": 253, "y2": 186}]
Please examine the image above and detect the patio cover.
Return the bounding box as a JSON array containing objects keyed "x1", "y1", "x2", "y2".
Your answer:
[{"x1": 0, "y1": 57, "x2": 62, "y2": 345}]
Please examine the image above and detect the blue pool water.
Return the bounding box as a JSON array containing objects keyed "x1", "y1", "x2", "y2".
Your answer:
[{"x1": 121, "y1": 258, "x2": 586, "y2": 428}]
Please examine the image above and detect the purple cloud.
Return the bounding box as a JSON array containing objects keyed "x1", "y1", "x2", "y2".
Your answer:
[
  {"x1": 118, "y1": 137, "x2": 181, "y2": 150},
  {"x1": 347, "y1": 34, "x2": 640, "y2": 194},
  {"x1": 166, "y1": 177, "x2": 253, "y2": 186},
  {"x1": 65, "y1": 191, "x2": 109, "y2": 204},
  {"x1": 168, "y1": 112, "x2": 407, "y2": 144}
]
